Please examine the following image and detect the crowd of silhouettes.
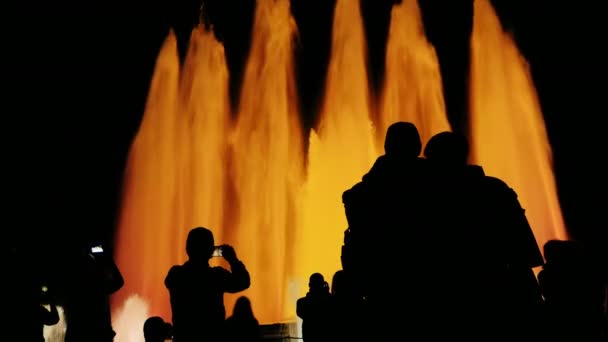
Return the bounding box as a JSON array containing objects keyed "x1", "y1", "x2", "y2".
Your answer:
[{"x1": 6, "y1": 121, "x2": 608, "y2": 341}]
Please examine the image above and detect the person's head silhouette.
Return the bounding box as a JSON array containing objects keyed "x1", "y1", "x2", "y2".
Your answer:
[
  {"x1": 331, "y1": 270, "x2": 346, "y2": 295},
  {"x1": 186, "y1": 227, "x2": 215, "y2": 262},
  {"x1": 232, "y1": 296, "x2": 255, "y2": 319},
  {"x1": 424, "y1": 131, "x2": 469, "y2": 166},
  {"x1": 308, "y1": 273, "x2": 328, "y2": 293},
  {"x1": 384, "y1": 122, "x2": 422, "y2": 158},
  {"x1": 143, "y1": 316, "x2": 171, "y2": 342}
]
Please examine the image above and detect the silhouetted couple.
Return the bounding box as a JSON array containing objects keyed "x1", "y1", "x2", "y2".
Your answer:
[
  {"x1": 165, "y1": 226, "x2": 252, "y2": 341},
  {"x1": 342, "y1": 122, "x2": 545, "y2": 339},
  {"x1": 296, "y1": 271, "x2": 366, "y2": 341}
]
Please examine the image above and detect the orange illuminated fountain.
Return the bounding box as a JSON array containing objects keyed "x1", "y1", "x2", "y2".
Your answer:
[
  {"x1": 112, "y1": 26, "x2": 232, "y2": 340},
  {"x1": 108, "y1": 0, "x2": 569, "y2": 341},
  {"x1": 379, "y1": 0, "x2": 450, "y2": 146},
  {"x1": 177, "y1": 25, "x2": 231, "y2": 249},
  {"x1": 469, "y1": 0, "x2": 568, "y2": 251},
  {"x1": 297, "y1": 0, "x2": 378, "y2": 296},
  {"x1": 228, "y1": 0, "x2": 304, "y2": 322},
  {"x1": 112, "y1": 32, "x2": 181, "y2": 332}
]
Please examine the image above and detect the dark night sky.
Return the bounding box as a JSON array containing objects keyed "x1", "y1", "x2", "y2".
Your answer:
[{"x1": 5, "y1": 0, "x2": 607, "y2": 272}]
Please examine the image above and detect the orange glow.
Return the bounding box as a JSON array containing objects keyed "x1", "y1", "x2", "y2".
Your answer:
[
  {"x1": 111, "y1": 0, "x2": 570, "y2": 340},
  {"x1": 112, "y1": 32, "x2": 180, "y2": 324},
  {"x1": 178, "y1": 25, "x2": 231, "y2": 247},
  {"x1": 379, "y1": 0, "x2": 450, "y2": 146},
  {"x1": 298, "y1": 0, "x2": 378, "y2": 291},
  {"x1": 469, "y1": 0, "x2": 568, "y2": 253},
  {"x1": 113, "y1": 0, "x2": 304, "y2": 330},
  {"x1": 228, "y1": 0, "x2": 304, "y2": 323},
  {"x1": 112, "y1": 26, "x2": 231, "y2": 333}
]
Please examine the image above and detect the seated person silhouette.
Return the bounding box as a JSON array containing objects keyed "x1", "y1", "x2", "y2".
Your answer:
[
  {"x1": 296, "y1": 273, "x2": 333, "y2": 342},
  {"x1": 144, "y1": 316, "x2": 173, "y2": 342},
  {"x1": 165, "y1": 227, "x2": 250, "y2": 341},
  {"x1": 224, "y1": 296, "x2": 260, "y2": 342}
]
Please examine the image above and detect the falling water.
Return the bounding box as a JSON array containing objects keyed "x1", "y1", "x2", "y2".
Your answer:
[
  {"x1": 229, "y1": 0, "x2": 304, "y2": 323},
  {"x1": 298, "y1": 0, "x2": 378, "y2": 288},
  {"x1": 112, "y1": 32, "x2": 180, "y2": 329},
  {"x1": 112, "y1": 26, "x2": 231, "y2": 341},
  {"x1": 379, "y1": 0, "x2": 450, "y2": 146},
  {"x1": 109, "y1": 1, "x2": 570, "y2": 340},
  {"x1": 469, "y1": 0, "x2": 568, "y2": 253},
  {"x1": 177, "y1": 26, "x2": 231, "y2": 247}
]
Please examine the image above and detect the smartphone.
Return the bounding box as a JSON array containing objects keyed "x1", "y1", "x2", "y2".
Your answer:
[
  {"x1": 91, "y1": 245, "x2": 104, "y2": 253},
  {"x1": 211, "y1": 246, "x2": 223, "y2": 257}
]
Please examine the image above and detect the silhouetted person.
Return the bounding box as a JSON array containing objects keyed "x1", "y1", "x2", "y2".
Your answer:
[
  {"x1": 63, "y1": 242, "x2": 124, "y2": 342},
  {"x1": 144, "y1": 316, "x2": 173, "y2": 342},
  {"x1": 343, "y1": 121, "x2": 424, "y2": 229},
  {"x1": 538, "y1": 240, "x2": 607, "y2": 339},
  {"x1": 423, "y1": 131, "x2": 507, "y2": 336},
  {"x1": 342, "y1": 121, "x2": 427, "y2": 295},
  {"x1": 165, "y1": 227, "x2": 250, "y2": 342},
  {"x1": 330, "y1": 270, "x2": 366, "y2": 340},
  {"x1": 424, "y1": 131, "x2": 545, "y2": 338},
  {"x1": 6, "y1": 243, "x2": 58, "y2": 341},
  {"x1": 342, "y1": 122, "x2": 431, "y2": 340},
  {"x1": 224, "y1": 296, "x2": 260, "y2": 342},
  {"x1": 296, "y1": 273, "x2": 333, "y2": 341}
]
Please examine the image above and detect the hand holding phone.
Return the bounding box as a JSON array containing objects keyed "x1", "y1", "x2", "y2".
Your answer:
[
  {"x1": 220, "y1": 245, "x2": 237, "y2": 262},
  {"x1": 211, "y1": 246, "x2": 223, "y2": 257},
  {"x1": 91, "y1": 245, "x2": 104, "y2": 253}
]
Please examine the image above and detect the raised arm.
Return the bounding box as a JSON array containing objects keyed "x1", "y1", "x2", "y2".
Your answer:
[{"x1": 220, "y1": 245, "x2": 251, "y2": 293}]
